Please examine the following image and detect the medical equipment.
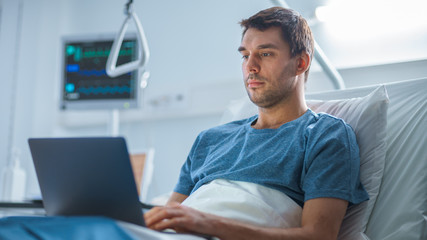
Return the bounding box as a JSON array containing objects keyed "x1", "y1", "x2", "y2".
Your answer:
[
  {"x1": 60, "y1": 33, "x2": 140, "y2": 111},
  {"x1": 60, "y1": 0, "x2": 151, "y2": 136},
  {"x1": 106, "y1": 0, "x2": 150, "y2": 84},
  {"x1": 105, "y1": 0, "x2": 150, "y2": 136}
]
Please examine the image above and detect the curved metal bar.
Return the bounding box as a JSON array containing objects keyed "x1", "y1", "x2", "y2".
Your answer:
[
  {"x1": 106, "y1": 5, "x2": 150, "y2": 78},
  {"x1": 269, "y1": 0, "x2": 345, "y2": 89},
  {"x1": 313, "y1": 41, "x2": 345, "y2": 90}
]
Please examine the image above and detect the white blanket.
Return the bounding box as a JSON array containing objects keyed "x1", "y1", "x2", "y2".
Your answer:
[
  {"x1": 182, "y1": 179, "x2": 302, "y2": 228},
  {"x1": 119, "y1": 179, "x2": 302, "y2": 239}
]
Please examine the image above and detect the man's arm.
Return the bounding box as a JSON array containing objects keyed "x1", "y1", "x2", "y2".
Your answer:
[
  {"x1": 144, "y1": 197, "x2": 348, "y2": 240},
  {"x1": 166, "y1": 192, "x2": 188, "y2": 205}
]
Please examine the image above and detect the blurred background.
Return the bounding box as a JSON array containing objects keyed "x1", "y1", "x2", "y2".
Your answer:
[{"x1": 0, "y1": 0, "x2": 426, "y2": 202}]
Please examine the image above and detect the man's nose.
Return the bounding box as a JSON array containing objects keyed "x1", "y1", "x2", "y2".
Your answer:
[{"x1": 245, "y1": 56, "x2": 260, "y2": 74}]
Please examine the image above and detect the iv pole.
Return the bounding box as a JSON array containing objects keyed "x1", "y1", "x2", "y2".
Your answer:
[
  {"x1": 106, "y1": 0, "x2": 150, "y2": 136},
  {"x1": 270, "y1": 0, "x2": 346, "y2": 90}
]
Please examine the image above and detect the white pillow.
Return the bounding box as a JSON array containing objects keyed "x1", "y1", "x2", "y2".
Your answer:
[
  {"x1": 307, "y1": 85, "x2": 389, "y2": 240},
  {"x1": 221, "y1": 85, "x2": 389, "y2": 240}
]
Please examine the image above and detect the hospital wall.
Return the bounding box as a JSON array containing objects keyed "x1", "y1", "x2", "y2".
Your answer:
[{"x1": 0, "y1": 0, "x2": 426, "y2": 201}]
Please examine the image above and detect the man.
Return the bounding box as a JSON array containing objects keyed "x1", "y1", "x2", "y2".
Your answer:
[{"x1": 145, "y1": 7, "x2": 368, "y2": 240}]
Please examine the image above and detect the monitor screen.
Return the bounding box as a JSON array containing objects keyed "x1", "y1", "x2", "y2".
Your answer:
[{"x1": 60, "y1": 33, "x2": 140, "y2": 110}]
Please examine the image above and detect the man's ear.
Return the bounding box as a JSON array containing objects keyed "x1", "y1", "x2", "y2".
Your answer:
[{"x1": 296, "y1": 52, "x2": 310, "y2": 75}]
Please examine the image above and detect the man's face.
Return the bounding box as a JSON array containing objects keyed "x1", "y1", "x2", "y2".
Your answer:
[{"x1": 238, "y1": 27, "x2": 299, "y2": 108}]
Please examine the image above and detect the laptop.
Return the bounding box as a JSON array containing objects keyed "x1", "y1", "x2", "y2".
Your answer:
[{"x1": 28, "y1": 137, "x2": 145, "y2": 226}]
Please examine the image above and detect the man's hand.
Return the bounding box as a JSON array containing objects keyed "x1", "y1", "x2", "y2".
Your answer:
[
  {"x1": 144, "y1": 195, "x2": 348, "y2": 240},
  {"x1": 144, "y1": 202, "x2": 217, "y2": 235}
]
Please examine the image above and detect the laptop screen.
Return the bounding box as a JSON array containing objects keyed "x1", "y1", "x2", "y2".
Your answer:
[{"x1": 28, "y1": 137, "x2": 144, "y2": 226}]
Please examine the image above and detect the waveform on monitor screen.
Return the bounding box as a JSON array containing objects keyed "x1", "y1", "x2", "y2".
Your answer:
[
  {"x1": 67, "y1": 65, "x2": 131, "y2": 77},
  {"x1": 78, "y1": 69, "x2": 107, "y2": 77},
  {"x1": 67, "y1": 45, "x2": 134, "y2": 62},
  {"x1": 78, "y1": 85, "x2": 131, "y2": 95},
  {"x1": 76, "y1": 69, "x2": 131, "y2": 77}
]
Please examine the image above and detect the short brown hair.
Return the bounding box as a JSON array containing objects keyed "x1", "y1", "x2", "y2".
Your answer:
[{"x1": 240, "y1": 7, "x2": 314, "y2": 72}]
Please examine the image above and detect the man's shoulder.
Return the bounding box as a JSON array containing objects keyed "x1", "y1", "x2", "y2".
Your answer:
[
  {"x1": 305, "y1": 110, "x2": 353, "y2": 134},
  {"x1": 308, "y1": 110, "x2": 349, "y2": 126}
]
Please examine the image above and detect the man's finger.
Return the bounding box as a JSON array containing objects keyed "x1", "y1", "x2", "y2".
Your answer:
[{"x1": 144, "y1": 206, "x2": 184, "y2": 228}]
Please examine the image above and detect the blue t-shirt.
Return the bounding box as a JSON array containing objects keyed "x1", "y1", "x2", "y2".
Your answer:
[{"x1": 174, "y1": 109, "x2": 369, "y2": 207}]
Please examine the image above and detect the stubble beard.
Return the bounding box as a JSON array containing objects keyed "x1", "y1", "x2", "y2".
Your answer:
[{"x1": 245, "y1": 73, "x2": 294, "y2": 109}]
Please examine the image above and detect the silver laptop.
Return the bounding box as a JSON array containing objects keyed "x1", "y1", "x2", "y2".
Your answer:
[{"x1": 28, "y1": 137, "x2": 144, "y2": 226}]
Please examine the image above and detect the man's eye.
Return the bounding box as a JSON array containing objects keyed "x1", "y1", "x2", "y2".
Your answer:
[
  {"x1": 261, "y1": 53, "x2": 272, "y2": 57},
  {"x1": 242, "y1": 55, "x2": 249, "y2": 60}
]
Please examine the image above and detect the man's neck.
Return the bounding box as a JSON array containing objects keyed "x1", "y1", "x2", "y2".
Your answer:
[{"x1": 252, "y1": 97, "x2": 307, "y2": 130}]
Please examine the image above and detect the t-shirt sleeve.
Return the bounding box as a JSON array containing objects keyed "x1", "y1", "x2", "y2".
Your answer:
[
  {"x1": 173, "y1": 134, "x2": 202, "y2": 196},
  {"x1": 302, "y1": 116, "x2": 369, "y2": 205}
]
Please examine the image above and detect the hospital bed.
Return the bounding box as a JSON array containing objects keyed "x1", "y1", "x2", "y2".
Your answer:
[
  {"x1": 310, "y1": 78, "x2": 426, "y2": 240},
  {"x1": 0, "y1": 77, "x2": 426, "y2": 239},
  {"x1": 220, "y1": 77, "x2": 427, "y2": 240}
]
